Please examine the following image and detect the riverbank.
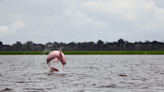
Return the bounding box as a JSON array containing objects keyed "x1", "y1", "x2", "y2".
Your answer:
[{"x1": 0, "y1": 51, "x2": 164, "y2": 55}]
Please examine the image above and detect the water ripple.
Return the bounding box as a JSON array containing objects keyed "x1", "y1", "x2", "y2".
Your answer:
[{"x1": 0, "y1": 55, "x2": 164, "y2": 92}]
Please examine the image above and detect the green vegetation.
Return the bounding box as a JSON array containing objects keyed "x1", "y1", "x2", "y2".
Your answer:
[
  {"x1": 0, "y1": 51, "x2": 49, "y2": 55},
  {"x1": 0, "y1": 51, "x2": 164, "y2": 55},
  {"x1": 63, "y1": 51, "x2": 164, "y2": 55}
]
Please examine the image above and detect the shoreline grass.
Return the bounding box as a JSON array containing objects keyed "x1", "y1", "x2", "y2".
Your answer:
[{"x1": 0, "y1": 51, "x2": 164, "y2": 55}]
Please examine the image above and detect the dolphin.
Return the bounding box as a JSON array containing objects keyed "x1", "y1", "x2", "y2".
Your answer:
[{"x1": 47, "y1": 49, "x2": 66, "y2": 72}]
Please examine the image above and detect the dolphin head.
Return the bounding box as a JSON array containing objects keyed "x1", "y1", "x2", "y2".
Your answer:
[{"x1": 50, "y1": 67, "x2": 59, "y2": 72}]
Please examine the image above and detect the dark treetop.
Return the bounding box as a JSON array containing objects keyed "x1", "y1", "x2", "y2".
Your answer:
[{"x1": 0, "y1": 39, "x2": 164, "y2": 51}]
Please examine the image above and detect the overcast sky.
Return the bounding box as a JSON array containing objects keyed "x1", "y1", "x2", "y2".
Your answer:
[{"x1": 0, "y1": 0, "x2": 164, "y2": 45}]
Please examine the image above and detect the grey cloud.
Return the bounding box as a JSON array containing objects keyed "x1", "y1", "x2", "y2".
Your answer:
[{"x1": 0, "y1": 0, "x2": 164, "y2": 45}]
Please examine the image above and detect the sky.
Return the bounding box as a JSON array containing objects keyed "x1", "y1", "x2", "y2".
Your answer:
[{"x1": 0, "y1": 0, "x2": 164, "y2": 45}]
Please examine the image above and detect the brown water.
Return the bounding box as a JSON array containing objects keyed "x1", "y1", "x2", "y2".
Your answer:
[{"x1": 0, "y1": 55, "x2": 164, "y2": 92}]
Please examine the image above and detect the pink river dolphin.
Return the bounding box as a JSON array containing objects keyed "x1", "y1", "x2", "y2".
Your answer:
[{"x1": 46, "y1": 49, "x2": 66, "y2": 72}]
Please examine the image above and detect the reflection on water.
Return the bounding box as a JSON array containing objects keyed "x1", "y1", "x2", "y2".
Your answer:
[{"x1": 0, "y1": 55, "x2": 164, "y2": 92}]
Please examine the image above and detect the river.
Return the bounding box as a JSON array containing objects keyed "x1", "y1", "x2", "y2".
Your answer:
[{"x1": 0, "y1": 55, "x2": 164, "y2": 92}]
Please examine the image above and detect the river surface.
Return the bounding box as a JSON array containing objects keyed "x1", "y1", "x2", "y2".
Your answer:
[{"x1": 0, "y1": 55, "x2": 164, "y2": 92}]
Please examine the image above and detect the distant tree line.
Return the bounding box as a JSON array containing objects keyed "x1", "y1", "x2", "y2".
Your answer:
[{"x1": 0, "y1": 39, "x2": 164, "y2": 51}]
